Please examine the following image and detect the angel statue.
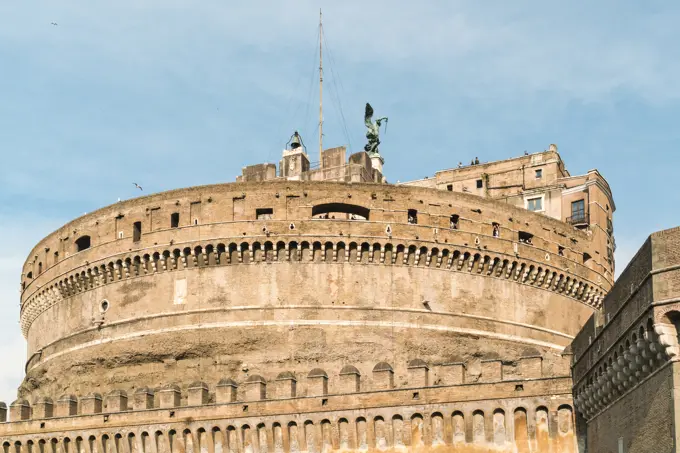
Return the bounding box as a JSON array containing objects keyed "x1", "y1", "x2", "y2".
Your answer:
[{"x1": 364, "y1": 103, "x2": 388, "y2": 157}]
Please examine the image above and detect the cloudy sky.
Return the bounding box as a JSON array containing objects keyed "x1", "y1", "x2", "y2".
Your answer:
[{"x1": 0, "y1": 1, "x2": 679, "y2": 403}]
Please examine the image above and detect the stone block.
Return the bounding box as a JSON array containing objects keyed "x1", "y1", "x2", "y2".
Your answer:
[
  {"x1": 80, "y1": 394, "x2": 103, "y2": 414},
  {"x1": 307, "y1": 369, "x2": 329, "y2": 396},
  {"x1": 480, "y1": 360, "x2": 503, "y2": 383},
  {"x1": 440, "y1": 362, "x2": 465, "y2": 385},
  {"x1": 188, "y1": 381, "x2": 210, "y2": 406},
  {"x1": 33, "y1": 397, "x2": 53, "y2": 419},
  {"x1": 245, "y1": 375, "x2": 266, "y2": 401},
  {"x1": 0, "y1": 402, "x2": 6, "y2": 422},
  {"x1": 275, "y1": 372, "x2": 297, "y2": 398},
  {"x1": 10, "y1": 399, "x2": 30, "y2": 421},
  {"x1": 105, "y1": 390, "x2": 128, "y2": 412},
  {"x1": 339, "y1": 365, "x2": 361, "y2": 393},
  {"x1": 133, "y1": 387, "x2": 154, "y2": 410},
  {"x1": 159, "y1": 385, "x2": 181, "y2": 408},
  {"x1": 407, "y1": 359, "x2": 429, "y2": 387},
  {"x1": 216, "y1": 379, "x2": 238, "y2": 403},
  {"x1": 520, "y1": 356, "x2": 543, "y2": 379},
  {"x1": 56, "y1": 395, "x2": 78, "y2": 417},
  {"x1": 372, "y1": 362, "x2": 394, "y2": 390}
]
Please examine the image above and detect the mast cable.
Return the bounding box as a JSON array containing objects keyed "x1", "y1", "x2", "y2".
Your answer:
[
  {"x1": 319, "y1": 9, "x2": 323, "y2": 165},
  {"x1": 322, "y1": 31, "x2": 353, "y2": 151}
]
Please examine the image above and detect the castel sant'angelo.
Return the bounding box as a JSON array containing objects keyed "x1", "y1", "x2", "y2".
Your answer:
[{"x1": 2, "y1": 110, "x2": 680, "y2": 452}]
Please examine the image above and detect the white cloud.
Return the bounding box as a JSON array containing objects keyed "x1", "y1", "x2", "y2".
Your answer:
[{"x1": 1, "y1": 1, "x2": 678, "y2": 103}]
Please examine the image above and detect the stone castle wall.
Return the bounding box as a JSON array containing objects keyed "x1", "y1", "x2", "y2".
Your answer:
[
  {"x1": 0, "y1": 365, "x2": 576, "y2": 453},
  {"x1": 5, "y1": 180, "x2": 612, "y2": 452},
  {"x1": 571, "y1": 226, "x2": 680, "y2": 452}
]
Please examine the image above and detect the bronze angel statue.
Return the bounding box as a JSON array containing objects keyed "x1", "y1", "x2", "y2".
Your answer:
[{"x1": 364, "y1": 103, "x2": 388, "y2": 156}]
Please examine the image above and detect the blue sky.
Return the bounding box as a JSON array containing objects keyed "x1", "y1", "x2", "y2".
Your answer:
[{"x1": 0, "y1": 1, "x2": 679, "y2": 403}]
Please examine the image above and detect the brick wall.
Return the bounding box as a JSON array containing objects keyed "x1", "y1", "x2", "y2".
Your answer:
[{"x1": 586, "y1": 363, "x2": 676, "y2": 453}]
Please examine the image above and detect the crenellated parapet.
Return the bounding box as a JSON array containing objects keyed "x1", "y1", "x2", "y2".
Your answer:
[
  {"x1": 0, "y1": 362, "x2": 577, "y2": 452},
  {"x1": 4, "y1": 357, "x2": 556, "y2": 423}
]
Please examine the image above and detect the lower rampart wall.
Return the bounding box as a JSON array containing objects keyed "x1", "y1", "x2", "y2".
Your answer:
[{"x1": 0, "y1": 378, "x2": 576, "y2": 453}]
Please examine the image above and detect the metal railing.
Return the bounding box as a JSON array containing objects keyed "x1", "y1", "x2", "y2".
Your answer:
[{"x1": 567, "y1": 210, "x2": 589, "y2": 226}]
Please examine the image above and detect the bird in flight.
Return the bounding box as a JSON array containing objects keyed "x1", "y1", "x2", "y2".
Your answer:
[
  {"x1": 51, "y1": 22, "x2": 58, "y2": 26},
  {"x1": 133, "y1": 183, "x2": 143, "y2": 191}
]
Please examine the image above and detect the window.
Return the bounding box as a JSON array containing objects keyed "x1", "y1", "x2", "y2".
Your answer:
[
  {"x1": 518, "y1": 231, "x2": 534, "y2": 245},
  {"x1": 583, "y1": 252, "x2": 592, "y2": 264},
  {"x1": 571, "y1": 199, "x2": 585, "y2": 217},
  {"x1": 75, "y1": 235, "x2": 91, "y2": 252},
  {"x1": 170, "y1": 213, "x2": 180, "y2": 228},
  {"x1": 256, "y1": 208, "x2": 273, "y2": 220},
  {"x1": 408, "y1": 209, "x2": 418, "y2": 225},
  {"x1": 133, "y1": 222, "x2": 142, "y2": 242},
  {"x1": 118, "y1": 231, "x2": 124, "y2": 239},
  {"x1": 27, "y1": 272, "x2": 33, "y2": 279},
  {"x1": 558, "y1": 246, "x2": 565, "y2": 256},
  {"x1": 492, "y1": 222, "x2": 500, "y2": 238},
  {"x1": 450, "y1": 214, "x2": 459, "y2": 230},
  {"x1": 38, "y1": 262, "x2": 43, "y2": 274},
  {"x1": 312, "y1": 203, "x2": 369, "y2": 221},
  {"x1": 527, "y1": 197, "x2": 543, "y2": 212},
  {"x1": 54, "y1": 251, "x2": 59, "y2": 264},
  {"x1": 476, "y1": 179, "x2": 483, "y2": 189},
  {"x1": 535, "y1": 169, "x2": 542, "y2": 179},
  {"x1": 446, "y1": 184, "x2": 453, "y2": 191}
]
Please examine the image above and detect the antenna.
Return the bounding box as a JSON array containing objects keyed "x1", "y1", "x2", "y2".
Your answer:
[{"x1": 319, "y1": 8, "x2": 323, "y2": 166}]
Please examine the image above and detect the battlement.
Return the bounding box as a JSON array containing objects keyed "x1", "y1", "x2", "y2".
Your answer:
[
  {"x1": 237, "y1": 148, "x2": 385, "y2": 184},
  {"x1": 0, "y1": 360, "x2": 578, "y2": 453},
  {"x1": 2, "y1": 357, "x2": 561, "y2": 424}
]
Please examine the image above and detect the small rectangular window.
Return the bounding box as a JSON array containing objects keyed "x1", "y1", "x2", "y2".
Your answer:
[
  {"x1": 256, "y1": 208, "x2": 273, "y2": 220},
  {"x1": 519, "y1": 231, "x2": 534, "y2": 244},
  {"x1": 450, "y1": 214, "x2": 459, "y2": 230},
  {"x1": 476, "y1": 179, "x2": 483, "y2": 189},
  {"x1": 118, "y1": 231, "x2": 124, "y2": 239},
  {"x1": 535, "y1": 169, "x2": 542, "y2": 179},
  {"x1": 446, "y1": 184, "x2": 453, "y2": 191},
  {"x1": 133, "y1": 221, "x2": 142, "y2": 242},
  {"x1": 171, "y1": 213, "x2": 180, "y2": 228},
  {"x1": 527, "y1": 197, "x2": 543, "y2": 212},
  {"x1": 54, "y1": 251, "x2": 59, "y2": 264},
  {"x1": 492, "y1": 222, "x2": 500, "y2": 237},
  {"x1": 571, "y1": 199, "x2": 585, "y2": 217},
  {"x1": 408, "y1": 209, "x2": 418, "y2": 224}
]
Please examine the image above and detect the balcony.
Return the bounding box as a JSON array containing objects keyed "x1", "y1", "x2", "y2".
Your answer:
[{"x1": 567, "y1": 210, "x2": 589, "y2": 227}]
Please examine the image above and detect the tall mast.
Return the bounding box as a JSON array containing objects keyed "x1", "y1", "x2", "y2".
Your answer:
[{"x1": 318, "y1": 9, "x2": 323, "y2": 165}]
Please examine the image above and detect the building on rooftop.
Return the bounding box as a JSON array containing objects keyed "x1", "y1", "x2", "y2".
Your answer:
[
  {"x1": 237, "y1": 137, "x2": 386, "y2": 184},
  {"x1": 401, "y1": 144, "x2": 616, "y2": 281}
]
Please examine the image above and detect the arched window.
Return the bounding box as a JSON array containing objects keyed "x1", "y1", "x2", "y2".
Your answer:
[
  {"x1": 312, "y1": 203, "x2": 370, "y2": 220},
  {"x1": 75, "y1": 235, "x2": 91, "y2": 252}
]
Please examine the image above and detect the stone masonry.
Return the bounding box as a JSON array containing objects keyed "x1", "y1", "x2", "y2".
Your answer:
[{"x1": 1, "y1": 146, "x2": 616, "y2": 452}]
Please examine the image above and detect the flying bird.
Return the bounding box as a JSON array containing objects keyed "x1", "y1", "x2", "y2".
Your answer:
[
  {"x1": 51, "y1": 22, "x2": 58, "y2": 26},
  {"x1": 133, "y1": 183, "x2": 143, "y2": 191}
]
